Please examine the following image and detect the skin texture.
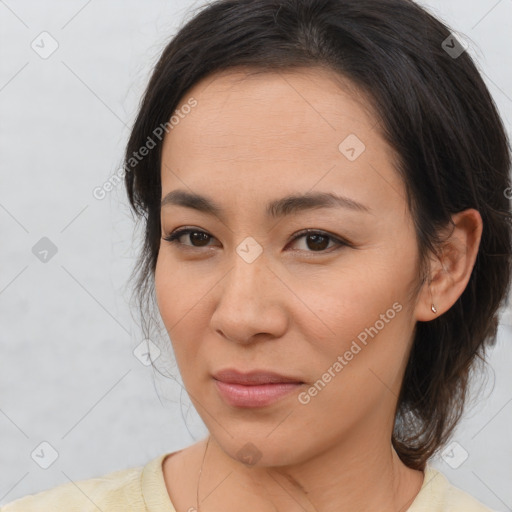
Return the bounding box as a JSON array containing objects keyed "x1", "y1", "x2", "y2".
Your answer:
[{"x1": 155, "y1": 67, "x2": 483, "y2": 512}]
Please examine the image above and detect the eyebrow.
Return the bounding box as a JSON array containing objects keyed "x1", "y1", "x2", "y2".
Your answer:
[{"x1": 161, "y1": 189, "x2": 372, "y2": 221}]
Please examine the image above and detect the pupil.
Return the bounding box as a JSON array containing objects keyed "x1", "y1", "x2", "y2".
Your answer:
[
  {"x1": 308, "y1": 234, "x2": 328, "y2": 251},
  {"x1": 191, "y1": 231, "x2": 210, "y2": 246}
]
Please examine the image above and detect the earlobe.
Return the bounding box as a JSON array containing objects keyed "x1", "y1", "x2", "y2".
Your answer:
[{"x1": 414, "y1": 208, "x2": 483, "y2": 322}]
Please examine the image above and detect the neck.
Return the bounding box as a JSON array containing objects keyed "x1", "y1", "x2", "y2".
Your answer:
[{"x1": 196, "y1": 422, "x2": 425, "y2": 512}]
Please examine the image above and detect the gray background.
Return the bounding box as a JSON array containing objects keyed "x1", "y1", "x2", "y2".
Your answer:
[{"x1": 0, "y1": 0, "x2": 511, "y2": 510}]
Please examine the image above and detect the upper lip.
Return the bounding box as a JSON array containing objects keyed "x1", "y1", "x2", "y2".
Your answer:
[{"x1": 212, "y1": 368, "x2": 304, "y2": 385}]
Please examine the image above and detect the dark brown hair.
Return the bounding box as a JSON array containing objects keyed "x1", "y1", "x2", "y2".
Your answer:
[{"x1": 123, "y1": 0, "x2": 512, "y2": 470}]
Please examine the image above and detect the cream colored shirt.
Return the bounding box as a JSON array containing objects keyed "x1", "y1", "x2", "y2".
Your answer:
[{"x1": 1, "y1": 451, "x2": 496, "y2": 511}]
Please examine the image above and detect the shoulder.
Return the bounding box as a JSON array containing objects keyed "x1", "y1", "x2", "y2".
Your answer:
[
  {"x1": 409, "y1": 465, "x2": 498, "y2": 512},
  {"x1": 0, "y1": 463, "x2": 145, "y2": 512},
  {"x1": 443, "y1": 479, "x2": 498, "y2": 512}
]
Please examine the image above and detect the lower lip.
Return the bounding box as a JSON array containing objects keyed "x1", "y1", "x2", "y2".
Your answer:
[{"x1": 214, "y1": 379, "x2": 303, "y2": 407}]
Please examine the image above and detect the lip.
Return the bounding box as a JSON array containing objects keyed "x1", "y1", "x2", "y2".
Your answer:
[
  {"x1": 212, "y1": 368, "x2": 304, "y2": 385},
  {"x1": 212, "y1": 368, "x2": 304, "y2": 408}
]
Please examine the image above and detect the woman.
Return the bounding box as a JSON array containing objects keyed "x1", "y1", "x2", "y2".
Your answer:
[{"x1": 3, "y1": 0, "x2": 510, "y2": 510}]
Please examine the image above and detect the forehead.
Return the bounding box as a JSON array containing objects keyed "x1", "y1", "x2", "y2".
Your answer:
[
  {"x1": 168, "y1": 66, "x2": 376, "y2": 150},
  {"x1": 160, "y1": 67, "x2": 404, "y2": 212}
]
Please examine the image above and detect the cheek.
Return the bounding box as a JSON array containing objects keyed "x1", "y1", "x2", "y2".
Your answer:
[
  {"x1": 154, "y1": 255, "x2": 180, "y2": 329},
  {"x1": 154, "y1": 251, "x2": 210, "y2": 327},
  {"x1": 293, "y1": 277, "x2": 412, "y2": 429},
  {"x1": 154, "y1": 252, "x2": 216, "y2": 379},
  {"x1": 292, "y1": 253, "x2": 415, "y2": 380},
  {"x1": 154, "y1": 254, "x2": 198, "y2": 358}
]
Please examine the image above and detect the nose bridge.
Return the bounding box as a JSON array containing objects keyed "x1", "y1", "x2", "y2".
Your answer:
[
  {"x1": 210, "y1": 236, "x2": 286, "y2": 342},
  {"x1": 227, "y1": 235, "x2": 267, "y2": 299}
]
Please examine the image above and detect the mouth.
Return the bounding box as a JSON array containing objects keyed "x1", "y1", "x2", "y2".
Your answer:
[{"x1": 212, "y1": 368, "x2": 305, "y2": 408}]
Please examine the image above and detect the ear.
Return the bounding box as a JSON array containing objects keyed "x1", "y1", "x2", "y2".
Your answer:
[{"x1": 415, "y1": 208, "x2": 483, "y2": 322}]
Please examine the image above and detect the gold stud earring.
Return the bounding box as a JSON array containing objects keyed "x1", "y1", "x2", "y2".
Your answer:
[{"x1": 431, "y1": 304, "x2": 437, "y2": 314}]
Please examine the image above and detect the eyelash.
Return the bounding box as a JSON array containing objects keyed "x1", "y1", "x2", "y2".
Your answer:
[{"x1": 162, "y1": 227, "x2": 352, "y2": 254}]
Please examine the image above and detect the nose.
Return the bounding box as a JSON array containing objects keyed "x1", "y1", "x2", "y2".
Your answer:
[{"x1": 209, "y1": 246, "x2": 289, "y2": 345}]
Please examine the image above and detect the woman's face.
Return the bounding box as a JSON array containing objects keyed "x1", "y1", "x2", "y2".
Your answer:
[{"x1": 155, "y1": 67, "x2": 425, "y2": 466}]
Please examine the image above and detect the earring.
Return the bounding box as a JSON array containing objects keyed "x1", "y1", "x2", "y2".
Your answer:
[{"x1": 431, "y1": 304, "x2": 437, "y2": 314}]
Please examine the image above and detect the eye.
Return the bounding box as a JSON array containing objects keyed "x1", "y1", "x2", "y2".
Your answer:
[
  {"x1": 162, "y1": 228, "x2": 217, "y2": 248},
  {"x1": 288, "y1": 229, "x2": 350, "y2": 253},
  {"x1": 162, "y1": 227, "x2": 351, "y2": 253}
]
